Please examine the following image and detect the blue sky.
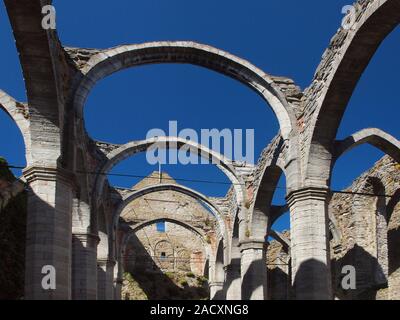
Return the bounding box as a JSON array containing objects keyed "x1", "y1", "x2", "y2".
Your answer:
[{"x1": 0, "y1": 1, "x2": 399, "y2": 232}]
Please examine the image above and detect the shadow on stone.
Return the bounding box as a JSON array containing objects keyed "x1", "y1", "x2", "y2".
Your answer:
[
  {"x1": 224, "y1": 258, "x2": 241, "y2": 300},
  {"x1": 0, "y1": 188, "x2": 26, "y2": 299},
  {"x1": 293, "y1": 259, "x2": 330, "y2": 300},
  {"x1": 241, "y1": 258, "x2": 266, "y2": 300},
  {"x1": 267, "y1": 265, "x2": 291, "y2": 300},
  {"x1": 124, "y1": 233, "x2": 208, "y2": 300},
  {"x1": 332, "y1": 244, "x2": 387, "y2": 300}
]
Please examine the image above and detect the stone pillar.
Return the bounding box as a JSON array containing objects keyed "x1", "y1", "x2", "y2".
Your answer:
[
  {"x1": 225, "y1": 260, "x2": 241, "y2": 300},
  {"x1": 71, "y1": 198, "x2": 98, "y2": 300},
  {"x1": 287, "y1": 187, "x2": 332, "y2": 300},
  {"x1": 72, "y1": 233, "x2": 99, "y2": 300},
  {"x1": 209, "y1": 281, "x2": 224, "y2": 300},
  {"x1": 97, "y1": 259, "x2": 115, "y2": 300},
  {"x1": 225, "y1": 264, "x2": 241, "y2": 300},
  {"x1": 23, "y1": 166, "x2": 73, "y2": 300},
  {"x1": 113, "y1": 261, "x2": 123, "y2": 300},
  {"x1": 113, "y1": 277, "x2": 123, "y2": 300},
  {"x1": 240, "y1": 240, "x2": 267, "y2": 300}
]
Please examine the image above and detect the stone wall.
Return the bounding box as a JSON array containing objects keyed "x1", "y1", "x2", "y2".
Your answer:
[
  {"x1": 300, "y1": 0, "x2": 376, "y2": 162},
  {"x1": 329, "y1": 156, "x2": 400, "y2": 299},
  {"x1": 119, "y1": 172, "x2": 219, "y2": 299},
  {"x1": 129, "y1": 223, "x2": 206, "y2": 275},
  {"x1": 266, "y1": 231, "x2": 291, "y2": 300},
  {"x1": 0, "y1": 158, "x2": 26, "y2": 299},
  {"x1": 267, "y1": 156, "x2": 400, "y2": 300},
  {"x1": 1, "y1": 0, "x2": 399, "y2": 300}
]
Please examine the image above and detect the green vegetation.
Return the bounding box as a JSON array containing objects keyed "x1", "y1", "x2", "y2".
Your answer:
[
  {"x1": 180, "y1": 280, "x2": 188, "y2": 287},
  {"x1": 196, "y1": 276, "x2": 208, "y2": 286},
  {"x1": 122, "y1": 270, "x2": 209, "y2": 300},
  {"x1": 122, "y1": 272, "x2": 148, "y2": 300}
]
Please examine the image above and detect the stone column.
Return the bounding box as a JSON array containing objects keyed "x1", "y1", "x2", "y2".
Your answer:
[
  {"x1": 286, "y1": 187, "x2": 332, "y2": 300},
  {"x1": 97, "y1": 259, "x2": 115, "y2": 300},
  {"x1": 225, "y1": 264, "x2": 241, "y2": 300},
  {"x1": 72, "y1": 233, "x2": 99, "y2": 300},
  {"x1": 225, "y1": 260, "x2": 241, "y2": 300},
  {"x1": 209, "y1": 281, "x2": 225, "y2": 300},
  {"x1": 240, "y1": 240, "x2": 267, "y2": 300},
  {"x1": 113, "y1": 261, "x2": 123, "y2": 300},
  {"x1": 23, "y1": 166, "x2": 73, "y2": 300},
  {"x1": 113, "y1": 278, "x2": 123, "y2": 300},
  {"x1": 71, "y1": 198, "x2": 99, "y2": 300}
]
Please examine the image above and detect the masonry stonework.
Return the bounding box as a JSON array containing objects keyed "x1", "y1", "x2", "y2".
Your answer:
[{"x1": 0, "y1": 0, "x2": 399, "y2": 300}]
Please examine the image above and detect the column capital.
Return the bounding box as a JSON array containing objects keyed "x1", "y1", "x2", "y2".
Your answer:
[
  {"x1": 97, "y1": 258, "x2": 116, "y2": 268},
  {"x1": 209, "y1": 281, "x2": 224, "y2": 288},
  {"x1": 239, "y1": 239, "x2": 265, "y2": 252},
  {"x1": 286, "y1": 186, "x2": 329, "y2": 206},
  {"x1": 72, "y1": 232, "x2": 100, "y2": 245},
  {"x1": 23, "y1": 165, "x2": 74, "y2": 184}
]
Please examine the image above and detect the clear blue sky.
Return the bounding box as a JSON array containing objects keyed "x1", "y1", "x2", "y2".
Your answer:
[{"x1": 1, "y1": 1, "x2": 399, "y2": 232}]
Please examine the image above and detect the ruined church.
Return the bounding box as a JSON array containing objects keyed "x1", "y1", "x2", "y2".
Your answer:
[{"x1": 0, "y1": 0, "x2": 400, "y2": 300}]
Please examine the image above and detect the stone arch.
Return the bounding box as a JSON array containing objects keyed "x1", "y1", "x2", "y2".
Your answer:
[
  {"x1": 123, "y1": 218, "x2": 211, "y2": 255},
  {"x1": 111, "y1": 184, "x2": 228, "y2": 262},
  {"x1": 95, "y1": 136, "x2": 246, "y2": 210},
  {"x1": 387, "y1": 189, "x2": 400, "y2": 224},
  {"x1": 73, "y1": 41, "x2": 295, "y2": 139},
  {"x1": 305, "y1": 0, "x2": 400, "y2": 185},
  {"x1": 330, "y1": 129, "x2": 400, "y2": 194},
  {"x1": 334, "y1": 128, "x2": 400, "y2": 164},
  {"x1": 267, "y1": 229, "x2": 292, "y2": 300},
  {"x1": 118, "y1": 230, "x2": 138, "y2": 272},
  {"x1": 214, "y1": 240, "x2": 225, "y2": 288},
  {"x1": 251, "y1": 164, "x2": 285, "y2": 240},
  {"x1": 225, "y1": 215, "x2": 242, "y2": 300},
  {"x1": 123, "y1": 218, "x2": 211, "y2": 274},
  {"x1": 131, "y1": 217, "x2": 206, "y2": 237},
  {"x1": 269, "y1": 229, "x2": 290, "y2": 253},
  {"x1": 245, "y1": 162, "x2": 286, "y2": 301},
  {"x1": 3, "y1": 0, "x2": 65, "y2": 167},
  {"x1": 0, "y1": 90, "x2": 30, "y2": 163},
  {"x1": 153, "y1": 240, "x2": 175, "y2": 271},
  {"x1": 351, "y1": 176, "x2": 389, "y2": 292},
  {"x1": 249, "y1": 135, "x2": 290, "y2": 239}
]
